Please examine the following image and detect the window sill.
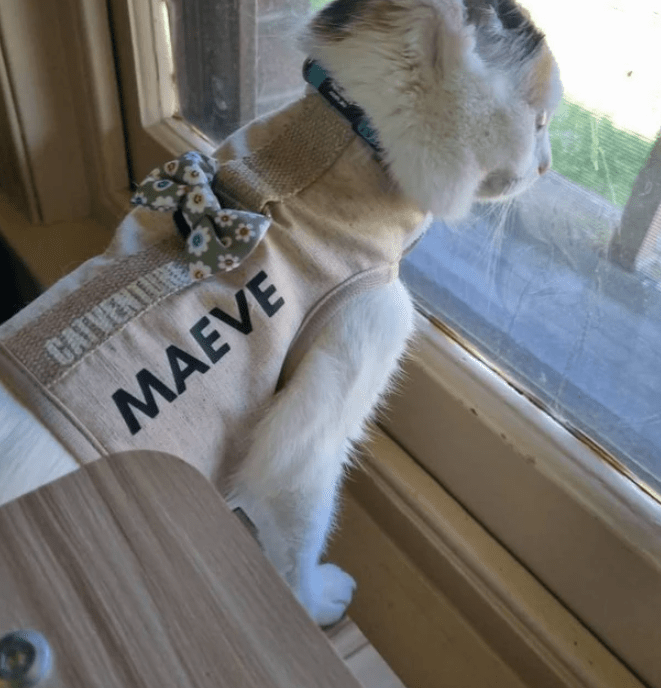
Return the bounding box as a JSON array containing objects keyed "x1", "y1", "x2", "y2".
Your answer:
[
  {"x1": 0, "y1": 192, "x2": 114, "y2": 289},
  {"x1": 330, "y1": 428, "x2": 644, "y2": 688},
  {"x1": 400, "y1": 314, "x2": 661, "y2": 563},
  {"x1": 379, "y1": 313, "x2": 661, "y2": 685}
]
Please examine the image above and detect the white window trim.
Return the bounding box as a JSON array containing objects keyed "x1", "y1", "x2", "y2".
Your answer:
[
  {"x1": 108, "y1": 0, "x2": 219, "y2": 182},
  {"x1": 332, "y1": 428, "x2": 647, "y2": 688},
  {"x1": 383, "y1": 314, "x2": 661, "y2": 685},
  {"x1": 396, "y1": 315, "x2": 661, "y2": 564},
  {"x1": 4, "y1": 0, "x2": 660, "y2": 683}
]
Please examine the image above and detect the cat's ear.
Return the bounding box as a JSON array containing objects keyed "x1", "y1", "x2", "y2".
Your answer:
[
  {"x1": 409, "y1": 0, "x2": 475, "y2": 80},
  {"x1": 520, "y1": 42, "x2": 562, "y2": 109},
  {"x1": 463, "y1": 0, "x2": 502, "y2": 30},
  {"x1": 307, "y1": 0, "x2": 369, "y2": 42}
]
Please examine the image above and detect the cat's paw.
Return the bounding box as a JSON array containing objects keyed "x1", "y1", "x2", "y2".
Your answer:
[{"x1": 302, "y1": 563, "x2": 357, "y2": 627}]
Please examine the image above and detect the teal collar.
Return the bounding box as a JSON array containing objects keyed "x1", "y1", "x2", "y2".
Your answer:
[{"x1": 302, "y1": 59, "x2": 381, "y2": 155}]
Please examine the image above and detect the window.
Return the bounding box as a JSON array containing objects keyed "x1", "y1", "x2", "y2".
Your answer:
[
  {"x1": 108, "y1": 0, "x2": 661, "y2": 683},
  {"x1": 401, "y1": 0, "x2": 661, "y2": 497},
  {"x1": 168, "y1": 0, "x2": 307, "y2": 142}
]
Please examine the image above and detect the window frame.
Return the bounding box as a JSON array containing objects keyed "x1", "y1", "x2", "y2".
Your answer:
[
  {"x1": 107, "y1": 0, "x2": 226, "y2": 182},
  {"x1": 384, "y1": 314, "x2": 661, "y2": 684},
  {"x1": 15, "y1": 0, "x2": 661, "y2": 683},
  {"x1": 0, "y1": 0, "x2": 130, "y2": 227}
]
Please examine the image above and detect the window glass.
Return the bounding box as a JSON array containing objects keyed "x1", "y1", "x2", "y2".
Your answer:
[
  {"x1": 402, "y1": 1, "x2": 661, "y2": 495},
  {"x1": 167, "y1": 0, "x2": 306, "y2": 140}
]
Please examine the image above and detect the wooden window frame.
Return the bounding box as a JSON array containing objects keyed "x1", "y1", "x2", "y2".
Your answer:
[
  {"x1": 0, "y1": 0, "x2": 129, "y2": 226},
  {"x1": 107, "y1": 0, "x2": 224, "y2": 182},
  {"x1": 385, "y1": 316, "x2": 661, "y2": 685},
  {"x1": 2, "y1": 0, "x2": 660, "y2": 684}
]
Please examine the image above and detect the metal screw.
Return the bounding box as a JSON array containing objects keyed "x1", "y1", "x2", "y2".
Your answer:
[{"x1": 0, "y1": 630, "x2": 52, "y2": 687}]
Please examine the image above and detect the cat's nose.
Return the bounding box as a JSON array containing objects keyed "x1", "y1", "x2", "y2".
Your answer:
[{"x1": 538, "y1": 159, "x2": 550, "y2": 175}]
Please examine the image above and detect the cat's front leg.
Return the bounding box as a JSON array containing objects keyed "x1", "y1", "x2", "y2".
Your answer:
[
  {"x1": 260, "y1": 469, "x2": 357, "y2": 626},
  {"x1": 229, "y1": 279, "x2": 415, "y2": 625},
  {"x1": 228, "y1": 378, "x2": 356, "y2": 626}
]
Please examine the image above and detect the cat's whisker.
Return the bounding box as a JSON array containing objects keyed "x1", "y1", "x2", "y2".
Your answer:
[{"x1": 481, "y1": 198, "x2": 514, "y2": 302}]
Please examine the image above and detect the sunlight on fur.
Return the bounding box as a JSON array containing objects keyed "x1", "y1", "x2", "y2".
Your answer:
[
  {"x1": 0, "y1": 0, "x2": 561, "y2": 627},
  {"x1": 300, "y1": 0, "x2": 562, "y2": 220}
]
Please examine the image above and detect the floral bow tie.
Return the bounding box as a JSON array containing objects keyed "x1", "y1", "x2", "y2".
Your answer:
[{"x1": 131, "y1": 151, "x2": 270, "y2": 280}]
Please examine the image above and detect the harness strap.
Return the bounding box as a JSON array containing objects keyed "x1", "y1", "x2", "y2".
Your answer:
[
  {"x1": 213, "y1": 95, "x2": 401, "y2": 390},
  {"x1": 214, "y1": 94, "x2": 356, "y2": 211},
  {"x1": 277, "y1": 263, "x2": 398, "y2": 390}
]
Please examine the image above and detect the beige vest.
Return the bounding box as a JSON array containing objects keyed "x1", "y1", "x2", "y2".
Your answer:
[{"x1": 0, "y1": 93, "x2": 426, "y2": 489}]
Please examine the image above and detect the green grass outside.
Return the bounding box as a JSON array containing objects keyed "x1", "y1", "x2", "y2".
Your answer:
[{"x1": 549, "y1": 98, "x2": 653, "y2": 208}]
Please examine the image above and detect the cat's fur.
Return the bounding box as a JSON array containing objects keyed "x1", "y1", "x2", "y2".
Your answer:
[{"x1": 0, "y1": 0, "x2": 560, "y2": 625}]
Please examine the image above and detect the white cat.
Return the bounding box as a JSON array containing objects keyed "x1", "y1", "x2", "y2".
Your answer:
[{"x1": 0, "y1": 0, "x2": 560, "y2": 626}]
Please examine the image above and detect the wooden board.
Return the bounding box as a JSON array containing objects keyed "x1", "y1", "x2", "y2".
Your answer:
[{"x1": 0, "y1": 451, "x2": 361, "y2": 688}]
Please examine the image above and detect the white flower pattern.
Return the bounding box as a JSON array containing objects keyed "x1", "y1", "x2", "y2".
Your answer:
[
  {"x1": 186, "y1": 187, "x2": 209, "y2": 214},
  {"x1": 218, "y1": 254, "x2": 240, "y2": 271},
  {"x1": 130, "y1": 151, "x2": 271, "y2": 277},
  {"x1": 235, "y1": 223, "x2": 254, "y2": 243},
  {"x1": 187, "y1": 226, "x2": 211, "y2": 257},
  {"x1": 163, "y1": 160, "x2": 180, "y2": 176},
  {"x1": 189, "y1": 260, "x2": 212, "y2": 280},
  {"x1": 182, "y1": 164, "x2": 204, "y2": 185},
  {"x1": 217, "y1": 211, "x2": 238, "y2": 227},
  {"x1": 152, "y1": 195, "x2": 177, "y2": 211}
]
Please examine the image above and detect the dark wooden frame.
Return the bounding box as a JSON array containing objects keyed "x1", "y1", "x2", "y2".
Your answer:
[
  {"x1": 168, "y1": 0, "x2": 257, "y2": 142},
  {"x1": 608, "y1": 134, "x2": 661, "y2": 272}
]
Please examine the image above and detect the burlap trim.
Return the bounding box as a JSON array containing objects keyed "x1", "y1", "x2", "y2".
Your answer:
[
  {"x1": 3, "y1": 237, "x2": 190, "y2": 388},
  {"x1": 215, "y1": 94, "x2": 355, "y2": 212},
  {"x1": 1, "y1": 97, "x2": 361, "y2": 392},
  {"x1": 0, "y1": 343, "x2": 105, "y2": 465}
]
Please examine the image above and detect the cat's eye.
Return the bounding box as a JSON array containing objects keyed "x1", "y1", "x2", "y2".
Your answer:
[{"x1": 535, "y1": 110, "x2": 548, "y2": 131}]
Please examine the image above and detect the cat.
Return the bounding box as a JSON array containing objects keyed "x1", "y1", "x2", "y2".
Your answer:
[{"x1": 0, "y1": 0, "x2": 560, "y2": 626}]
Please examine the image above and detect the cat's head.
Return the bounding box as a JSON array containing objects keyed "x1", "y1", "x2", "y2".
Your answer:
[{"x1": 299, "y1": 0, "x2": 562, "y2": 220}]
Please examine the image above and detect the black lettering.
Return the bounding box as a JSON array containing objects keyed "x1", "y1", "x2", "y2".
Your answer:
[
  {"x1": 112, "y1": 370, "x2": 177, "y2": 435},
  {"x1": 190, "y1": 316, "x2": 230, "y2": 364},
  {"x1": 246, "y1": 271, "x2": 284, "y2": 317},
  {"x1": 167, "y1": 345, "x2": 210, "y2": 394},
  {"x1": 209, "y1": 289, "x2": 252, "y2": 335}
]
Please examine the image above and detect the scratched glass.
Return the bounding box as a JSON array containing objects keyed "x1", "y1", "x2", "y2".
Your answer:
[{"x1": 167, "y1": 0, "x2": 661, "y2": 496}]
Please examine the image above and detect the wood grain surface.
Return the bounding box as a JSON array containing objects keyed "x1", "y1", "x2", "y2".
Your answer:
[{"x1": 0, "y1": 451, "x2": 361, "y2": 688}]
